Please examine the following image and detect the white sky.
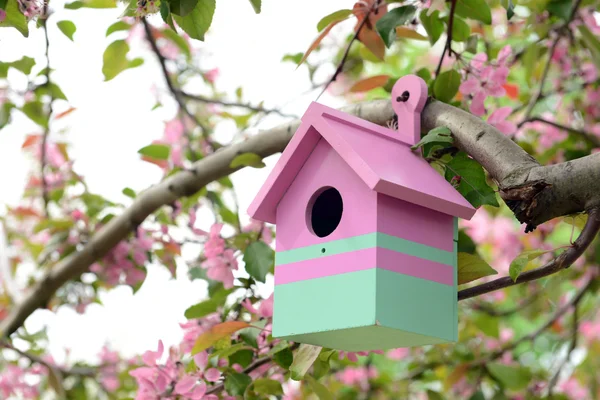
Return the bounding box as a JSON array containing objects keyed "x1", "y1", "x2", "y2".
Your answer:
[{"x1": 0, "y1": 0, "x2": 353, "y2": 364}]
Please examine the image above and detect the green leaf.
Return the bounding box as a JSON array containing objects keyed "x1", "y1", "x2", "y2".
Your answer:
[
  {"x1": 487, "y1": 363, "x2": 532, "y2": 390},
  {"x1": 210, "y1": 343, "x2": 251, "y2": 359},
  {"x1": 469, "y1": 392, "x2": 486, "y2": 400},
  {"x1": 445, "y1": 152, "x2": 499, "y2": 208},
  {"x1": 274, "y1": 348, "x2": 294, "y2": 369},
  {"x1": 22, "y1": 102, "x2": 48, "y2": 128},
  {"x1": 230, "y1": 153, "x2": 265, "y2": 169},
  {"x1": 427, "y1": 391, "x2": 445, "y2": 400},
  {"x1": 65, "y1": 0, "x2": 116, "y2": 8},
  {"x1": 224, "y1": 372, "x2": 252, "y2": 396},
  {"x1": 102, "y1": 40, "x2": 142, "y2": 81},
  {"x1": 184, "y1": 299, "x2": 219, "y2": 319},
  {"x1": 509, "y1": 249, "x2": 554, "y2": 282},
  {"x1": 229, "y1": 349, "x2": 254, "y2": 368},
  {"x1": 0, "y1": 102, "x2": 15, "y2": 130},
  {"x1": 170, "y1": 0, "x2": 198, "y2": 16},
  {"x1": 35, "y1": 82, "x2": 68, "y2": 100},
  {"x1": 160, "y1": 0, "x2": 177, "y2": 30},
  {"x1": 57, "y1": 20, "x2": 76, "y2": 41},
  {"x1": 239, "y1": 319, "x2": 268, "y2": 348},
  {"x1": 375, "y1": 5, "x2": 417, "y2": 48},
  {"x1": 122, "y1": 187, "x2": 136, "y2": 198},
  {"x1": 522, "y1": 43, "x2": 540, "y2": 85},
  {"x1": 465, "y1": 34, "x2": 478, "y2": 54},
  {"x1": 243, "y1": 241, "x2": 274, "y2": 283},
  {"x1": 0, "y1": 0, "x2": 29, "y2": 37},
  {"x1": 457, "y1": 252, "x2": 497, "y2": 284},
  {"x1": 253, "y1": 379, "x2": 284, "y2": 396},
  {"x1": 443, "y1": 16, "x2": 470, "y2": 42},
  {"x1": 455, "y1": 0, "x2": 492, "y2": 24},
  {"x1": 137, "y1": 144, "x2": 171, "y2": 160},
  {"x1": 10, "y1": 57, "x2": 35, "y2": 75},
  {"x1": 173, "y1": 0, "x2": 215, "y2": 41},
  {"x1": 248, "y1": 0, "x2": 260, "y2": 13},
  {"x1": 474, "y1": 313, "x2": 499, "y2": 338},
  {"x1": 434, "y1": 70, "x2": 461, "y2": 103},
  {"x1": 420, "y1": 10, "x2": 443, "y2": 45},
  {"x1": 306, "y1": 376, "x2": 334, "y2": 400},
  {"x1": 411, "y1": 127, "x2": 453, "y2": 150},
  {"x1": 546, "y1": 0, "x2": 572, "y2": 20},
  {"x1": 316, "y1": 9, "x2": 352, "y2": 32},
  {"x1": 312, "y1": 357, "x2": 331, "y2": 380},
  {"x1": 457, "y1": 230, "x2": 476, "y2": 254},
  {"x1": 579, "y1": 25, "x2": 600, "y2": 71},
  {"x1": 503, "y1": 0, "x2": 514, "y2": 20},
  {"x1": 106, "y1": 20, "x2": 131, "y2": 36},
  {"x1": 290, "y1": 344, "x2": 322, "y2": 381},
  {"x1": 0, "y1": 0, "x2": 6, "y2": 8}
]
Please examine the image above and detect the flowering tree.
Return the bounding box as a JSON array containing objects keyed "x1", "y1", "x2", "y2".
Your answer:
[{"x1": 1, "y1": 0, "x2": 600, "y2": 398}]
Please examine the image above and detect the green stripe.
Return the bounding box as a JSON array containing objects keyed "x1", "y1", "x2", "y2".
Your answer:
[
  {"x1": 273, "y1": 269, "x2": 455, "y2": 349},
  {"x1": 453, "y1": 216, "x2": 459, "y2": 242},
  {"x1": 275, "y1": 232, "x2": 454, "y2": 266}
]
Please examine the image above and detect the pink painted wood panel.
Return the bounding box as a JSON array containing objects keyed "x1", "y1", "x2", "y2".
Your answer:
[
  {"x1": 376, "y1": 194, "x2": 454, "y2": 252},
  {"x1": 274, "y1": 247, "x2": 454, "y2": 286},
  {"x1": 275, "y1": 138, "x2": 377, "y2": 252}
]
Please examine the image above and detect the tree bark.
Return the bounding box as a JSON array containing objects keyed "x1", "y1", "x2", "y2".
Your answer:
[{"x1": 1, "y1": 98, "x2": 599, "y2": 339}]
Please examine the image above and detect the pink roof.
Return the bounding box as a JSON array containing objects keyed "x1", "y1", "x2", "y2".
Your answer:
[{"x1": 248, "y1": 102, "x2": 476, "y2": 224}]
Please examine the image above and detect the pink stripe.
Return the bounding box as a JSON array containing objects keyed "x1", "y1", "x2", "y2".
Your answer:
[
  {"x1": 275, "y1": 248, "x2": 453, "y2": 286},
  {"x1": 377, "y1": 247, "x2": 453, "y2": 286}
]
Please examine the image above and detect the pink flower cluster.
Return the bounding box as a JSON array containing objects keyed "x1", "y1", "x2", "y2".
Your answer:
[
  {"x1": 130, "y1": 341, "x2": 209, "y2": 400},
  {"x1": 135, "y1": 0, "x2": 159, "y2": 16},
  {"x1": 98, "y1": 346, "x2": 121, "y2": 392},
  {"x1": 0, "y1": 9, "x2": 6, "y2": 22},
  {"x1": 17, "y1": 0, "x2": 44, "y2": 19},
  {"x1": 200, "y1": 224, "x2": 238, "y2": 289},
  {"x1": 0, "y1": 360, "x2": 48, "y2": 399},
  {"x1": 179, "y1": 313, "x2": 221, "y2": 353},
  {"x1": 90, "y1": 227, "x2": 153, "y2": 287},
  {"x1": 337, "y1": 366, "x2": 378, "y2": 391},
  {"x1": 460, "y1": 46, "x2": 512, "y2": 116},
  {"x1": 557, "y1": 377, "x2": 588, "y2": 398}
]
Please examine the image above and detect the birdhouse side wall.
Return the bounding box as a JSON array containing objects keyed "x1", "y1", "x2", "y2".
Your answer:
[{"x1": 275, "y1": 137, "x2": 377, "y2": 253}]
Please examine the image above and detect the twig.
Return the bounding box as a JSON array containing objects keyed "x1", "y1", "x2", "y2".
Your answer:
[
  {"x1": 315, "y1": 1, "x2": 377, "y2": 101},
  {"x1": 458, "y1": 207, "x2": 600, "y2": 301},
  {"x1": 434, "y1": 0, "x2": 458, "y2": 78},
  {"x1": 522, "y1": 117, "x2": 600, "y2": 147},
  {"x1": 521, "y1": 0, "x2": 584, "y2": 121},
  {"x1": 180, "y1": 92, "x2": 297, "y2": 119},
  {"x1": 1, "y1": 340, "x2": 95, "y2": 377},
  {"x1": 40, "y1": 8, "x2": 53, "y2": 217},
  {"x1": 547, "y1": 301, "x2": 580, "y2": 396},
  {"x1": 206, "y1": 343, "x2": 300, "y2": 395},
  {"x1": 470, "y1": 277, "x2": 593, "y2": 367},
  {"x1": 470, "y1": 289, "x2": 542, "y2": 317},
  {"x1": 142, "y1": 19, "x2": 209, "y2": 157}
]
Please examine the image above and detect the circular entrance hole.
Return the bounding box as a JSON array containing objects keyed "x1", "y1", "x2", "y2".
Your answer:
[{"x1": 307, "y1": 187, "x2": 343, "y2": 238}]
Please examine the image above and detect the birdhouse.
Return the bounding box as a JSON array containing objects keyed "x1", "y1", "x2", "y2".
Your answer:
[{"x1": 247, "y1": 75, "x2": 475, "y2": 351}]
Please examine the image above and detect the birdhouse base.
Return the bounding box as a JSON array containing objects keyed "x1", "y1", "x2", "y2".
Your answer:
[{"x1": 273, "y1": 268, "x2": 457, "y2": 352}]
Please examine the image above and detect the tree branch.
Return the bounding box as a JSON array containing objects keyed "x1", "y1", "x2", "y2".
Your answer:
[
  {"x1": 1, "y1": 341, "x2": 96, "y2": 377},
  {"x1": 2, "y1": 97, "x2": 600, "y2": 339},
  {"x1": 142, "y1": 19, "x2": 209, "y2": 157},
  {"x1": 521, "y1": 0, "x2": 584, "y2": 121},
  {"x1": 40, "y1": 8, "x2": 52, "y2": 217},
  {"x1": 434, "y1": 0, "x2": 457, "y2": 78},
  {"x1": 180, "y1": 91, "x2": 297, "y2": 118},
  {"x1": 458, "y1": 208, "x2": 600, "y2": 301}
]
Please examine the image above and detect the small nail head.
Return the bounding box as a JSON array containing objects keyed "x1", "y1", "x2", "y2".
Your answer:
[{"x1": 396, "y1": 91, "x2": 410, "y2": 102}]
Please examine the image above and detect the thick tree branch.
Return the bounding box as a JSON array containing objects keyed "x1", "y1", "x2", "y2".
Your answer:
[
  {"x1": 2, "y1": 97, "x2": 600, "y2": 339},
  {"x1": 458, "y1": 208, "x2": 600, "y2": 301}
]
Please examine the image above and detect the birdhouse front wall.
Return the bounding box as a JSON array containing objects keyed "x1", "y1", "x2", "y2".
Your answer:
[{"x1": 271, "y1": 130, "x2": 459, "y2": 351}]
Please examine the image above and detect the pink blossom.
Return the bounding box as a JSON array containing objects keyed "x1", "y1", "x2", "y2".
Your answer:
[
  {"x1": 339, "y1": 350, "x2": 384, "y2": 363},
  {"x1": 243, "y1": 219, "x2": 273, "y2": 245},
  {"x1": 460, "y1": 47, "x2": 511, "y2": 116},
  {"x1": 204, "y1": 368, "x2": 221, "y2": 382},
  {"x1": 386, "y1": 348, "x2": 409, "y2": 360},
  {"x1": 17, "y1": 0, "x2": 43, "y2": 19},
  {"x1": 581, "y1": 8, "x2": 600, "y2": 35},
  {"x1": 581, "y1": 63, "x2": 598, "y2": 82},
  {"x1": 203, "y1": 248, "x2": 238, "y2": 289},
  {"x1": 580, "y1": 320, "x2": 600, "y2": 342},
  {"x1": 242, "y1": 294, "x2": 274, "y2": 319},
  {"x1": 205, "y1": 68, "x2": 219, "y2": 84},
  {"x1": 0, "y1": 9, "x2": 6, "y2": 22},
  {"x1": 488, "y1": 106, "x2": 517, "y2": 135},
  {"x1": 520, "y1": 117, "x2": 568, "y2": 150},
  {"x1": 337, "y1": 366, "x2": 378, "y2": 391},
  {"x1": 180, "y1": 314, "x2": 221, "y2": 353},
  {"x1": 204, "y1": 223, "x2": 226, "y2": 258},
  {"x1": 557, "y1": 377, "x2": 588, "y2": 398}
]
